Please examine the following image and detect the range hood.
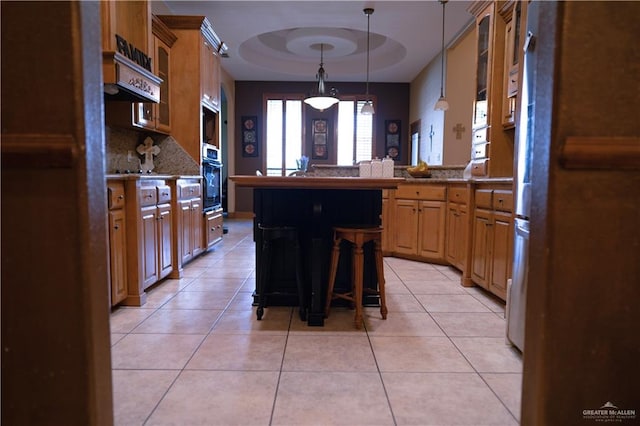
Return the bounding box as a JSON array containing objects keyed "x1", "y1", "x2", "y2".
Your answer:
[{"x1": 103, "y1": 51, "x2": 162, "y2": 103}]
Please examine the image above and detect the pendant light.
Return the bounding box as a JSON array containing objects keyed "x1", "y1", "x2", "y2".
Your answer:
[
  {"x1": 434, "y1": 0, "x2": 450, "y2": 111},
  {"x1": 304, "y1": 43, "x2": 340, "y2": 111},
  {"x1": 361, "y1": 8, "x2": 375, "y2": 115}
]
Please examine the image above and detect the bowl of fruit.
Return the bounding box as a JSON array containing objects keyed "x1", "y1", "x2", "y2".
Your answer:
[{"x1": 406, "y1": 161, "x2": 431, "y2": 178}]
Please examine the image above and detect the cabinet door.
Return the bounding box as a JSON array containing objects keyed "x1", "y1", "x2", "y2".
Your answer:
[
  {"x1": 417, "y1": 200, "x2": 446, "y2": 260},
  {"x1": 490, "y1": 211, "x2": 512, "y2": 299},
  {"x1": 157, "y1": 203, "x2": 173, "y2": 280},
  {"x1": 141, "y1": 205, "x2": 159, "y2": 288},
  {"x1": 155, "y1": 37, "x2": 171, "y2": 133},
  {"x1": 201, "y1": 39, "x2": 219, "y2": 111},
  {"x1": 191, "y1": 198, "x2": 204, "y2": 257},
  {"x1": 109, "y1": 209, "x2": 127, "y2": 306},
  {"x1": 446, "y1": 204, "x2": 466, "y2": 269},
  {"x1": 393, "y1": 199, "x2": 419, "y2": 255},
  {"x1": 471, "y1": 208, "x2": 492, "y2": 289},
  {"x1": 179, "y1": 199, "x2": 193, "y2": 263}
]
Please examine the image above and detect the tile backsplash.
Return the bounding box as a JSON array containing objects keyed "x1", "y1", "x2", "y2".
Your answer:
[{"x1": 106, "y1": 127, "x2": 200, "y2": 175}]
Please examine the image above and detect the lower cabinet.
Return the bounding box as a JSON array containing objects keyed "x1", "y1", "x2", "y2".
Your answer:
[
  {"x1": 139, "y1": 183, "x2": 173, "y2": 290},
  {"x1": 470, "y1": 186, "x2": 513, "y2": 300},
  {"x1": 392, "y1": 184, "x2": 447, "y2": 262},
  {"x1": 382, "y1": 180, "x2": 513, "y2": 301},
  {"x1": 171, "y1": 178, "x2": 204, "y2": 278},
  {"x1": 107, "y1": 180, "x2": 128, "y2": 306},
  {"x1": 205, "y1": 207, "x2": 224, "y2": 249}
]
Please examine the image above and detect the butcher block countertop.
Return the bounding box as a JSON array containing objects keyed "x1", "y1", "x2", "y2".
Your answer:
[{"x1": 230, "y1": 175, "x2": 404, "y2": 189}]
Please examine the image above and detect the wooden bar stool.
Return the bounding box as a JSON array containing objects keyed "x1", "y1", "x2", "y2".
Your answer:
[
  {"x1": 324, "y1": 226, "x2": 387, "y2": 328},
  {"x1": 257, "y1": 224, "x2": 306, "y2": 321}
]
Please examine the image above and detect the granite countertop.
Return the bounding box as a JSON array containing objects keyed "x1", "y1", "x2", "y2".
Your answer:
[
  {"x1": 230, "y1": 175, "x2": 404, "y2": 190},
  {"x1": 106, "y1": 173, "x2": 201, "y2": 180}
]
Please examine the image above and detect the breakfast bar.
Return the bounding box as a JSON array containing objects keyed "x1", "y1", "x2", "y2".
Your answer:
[{"x1": 231, "y1": 176, "x2": 403, "y2": 326}]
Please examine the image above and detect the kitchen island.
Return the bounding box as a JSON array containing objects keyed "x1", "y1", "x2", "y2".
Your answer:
[{"x1": 231, "y1": 175, "x2": 403, "y2": 326}]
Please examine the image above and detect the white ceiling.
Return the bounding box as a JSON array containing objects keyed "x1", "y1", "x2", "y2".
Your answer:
[{"x1": 156, "y1": 1, "x2": 474, "y2": 83}]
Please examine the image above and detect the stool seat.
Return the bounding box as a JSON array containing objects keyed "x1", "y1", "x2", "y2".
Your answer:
[
  {"x1": 324, "y1": 225, "x2": 387, "y2": 329},
  {"x1": 257, "y1": 224, "x2": 306, "y2": 321}
]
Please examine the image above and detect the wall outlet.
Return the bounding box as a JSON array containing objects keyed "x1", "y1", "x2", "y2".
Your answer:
[{"x1": 127, "y1": 150, "x2": 134, "y2": 162}]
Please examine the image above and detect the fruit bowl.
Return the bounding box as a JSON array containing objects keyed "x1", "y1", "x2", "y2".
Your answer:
[{"x1": 407, "y1": 169, "x2": 432, "y2": 178}]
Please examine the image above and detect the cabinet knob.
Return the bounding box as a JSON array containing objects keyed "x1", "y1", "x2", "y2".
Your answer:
[
  {"x1": 118, "y1": 195, "x2": 124, "y2": 200},
  {"x1": 114, "y1": 224, "x2": 119, "y2": 230}
]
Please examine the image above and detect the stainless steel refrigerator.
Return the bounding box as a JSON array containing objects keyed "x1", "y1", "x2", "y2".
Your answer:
[{"x1": 506, "y1": 1, "x2": 538, "y2": 352}]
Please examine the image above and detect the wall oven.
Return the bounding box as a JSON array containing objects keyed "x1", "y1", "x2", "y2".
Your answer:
[{"x1": 202, "y1": 143, "x2": 222, "y2": 212}]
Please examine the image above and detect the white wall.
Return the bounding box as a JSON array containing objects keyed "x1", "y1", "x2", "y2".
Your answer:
[{"x1": 410, "y1": 22, "x2": 475, "y2": 166}]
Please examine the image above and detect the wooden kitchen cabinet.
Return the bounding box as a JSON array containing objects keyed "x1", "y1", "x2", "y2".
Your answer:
[
  {"x1": 205, "y1": 207, "x2": 224, "y2": 249},
  {"x1": 122, "y1": 178, "x2": 174, "y2": 306},
  {"x1": 392, "y1": 184, "x2": 447, "y2": 263},
  {"x1": 139, "y1": 183, "x2": 173, "y2": 289},
  {"x1": 105, "y1": 15, "x2": 176, "y2": 134},
  {"x1": 171, "y1": 178, "x2": 204, "y2": 278},
  {"x1": 107, "y1": 180, "x2": 128, "y2": 306},
  {"x1": 467, "y1": 0, "x2": 515, "y2": 177},
  {"x1": 470, "y1": 184, "x2": 513, "y2": 300},
  {"x1": 201, "y1": 37, "x2": 220, "y2": 112},
  {"x1": 445, "y1": 184, "x2": 471, "y2": 284},
  {"x1": 158, "y1": 15, "x2": 225, "y2": 163}
]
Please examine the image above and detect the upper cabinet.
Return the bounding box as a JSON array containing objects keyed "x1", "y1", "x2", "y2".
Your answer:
[
  {"x1": 467, "y1": 0, "x2": 525, "y2": 178},
  {"x1": 106, "y1": 15, "x2": 177, "y2": 134},
  {"x1": 499, "y1": 1, "x2": 524, "y2": 128},
  {"x1": 157, "y1": 15, "x2": 225, "y2": 163},
  {"x1": 101, "y1": 1, "x2": 162, "y2": 104}
]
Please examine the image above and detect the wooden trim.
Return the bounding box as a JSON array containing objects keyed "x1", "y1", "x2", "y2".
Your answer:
[
  {"x1": 1, "y1": 134, "x2": 77, "y2": 169},
  {"x1": 560, "y1": 136, "x2": 640, "y2": 170},
  {"x1": 152, "y1": 15, "x2": 178, "y2": 47},
  {"x1": 228, "y1": 211, "x2": 255, "y2": 219}
]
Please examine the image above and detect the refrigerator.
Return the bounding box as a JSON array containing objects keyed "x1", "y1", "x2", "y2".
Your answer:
[{"x1": 506, "y1": 1, "x2": 538, "y2": 352}]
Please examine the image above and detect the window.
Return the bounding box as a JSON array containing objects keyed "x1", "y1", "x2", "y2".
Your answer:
[
  {"x1": 266, "y1": 96, "x2": 373, "y2": 175},
  {"x1": 266, "y1": 98, "x2": 303, "y2": 176},
  {"x1": 337, "y1": 100, "x2": 373, "y2": 165}
]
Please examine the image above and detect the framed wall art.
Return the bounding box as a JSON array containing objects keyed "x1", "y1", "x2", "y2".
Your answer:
[
  {"x1": 385, "y1": 119, "x2": 401, "y2": 160},
  {"x1": 311, "y1": 119, "x2": 328, "y2": 160},
  {"x1": 241, "y1": 116, "x2": 258, "y2": 157}
]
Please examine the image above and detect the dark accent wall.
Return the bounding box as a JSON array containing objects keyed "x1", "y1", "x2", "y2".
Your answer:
[{"x1": 234, "y1": 80, "x2": 409, "y2": 212}]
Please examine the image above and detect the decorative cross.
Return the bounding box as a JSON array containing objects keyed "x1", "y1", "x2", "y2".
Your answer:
[
  {"x1": 136, "y1": 137, "x2": 161, "y2": 172},
  {"x1": 453, "y1": 123, "x2": 466, "y2": 140}
]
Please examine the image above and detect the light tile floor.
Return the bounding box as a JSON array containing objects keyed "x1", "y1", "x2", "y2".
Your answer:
[{"x1": 111, "y1": 218, "x2": 523, "y2": 425}]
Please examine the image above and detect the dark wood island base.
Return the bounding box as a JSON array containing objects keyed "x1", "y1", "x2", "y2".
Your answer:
[{"x1": 231, "y1": 176, "x2": 402, "y2": 326}]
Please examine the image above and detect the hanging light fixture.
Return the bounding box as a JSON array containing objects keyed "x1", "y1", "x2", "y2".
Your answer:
[
  {"x1": 304, "y1": 43, "x2": 340, "y2": 111},
  {"x1": 361, "y1": 8, "x2": 375, "y2": 115},
  {"x1": 434, "y1": 0, "x2": 450, "y2": 111}
]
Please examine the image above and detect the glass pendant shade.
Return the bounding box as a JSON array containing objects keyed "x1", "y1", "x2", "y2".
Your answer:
[
  {"x1": 360, "y1": 100, "x2": 375, "y2": 115},
  {"x1": 304, "y1": 95, "x2": 339, "y2": 111},
  {"x1": 434, "y1": 96, "x2": 449, "y2": 111},
  {"x1": 304, "y1": 44, "x2": 339, "y2": 111}
]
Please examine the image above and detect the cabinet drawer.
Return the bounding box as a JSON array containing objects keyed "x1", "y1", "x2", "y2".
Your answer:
[
  {"x1": 157, "y1": 185, "x2": 171, "y2": 203},
  {"x1": 475, "y1": 189, "x2": 493, "y2": 209},
  {"x1": 179, "y1": 183, "x2": 201, "y2": 199},
  {"x1": 472, "y1": 142, "x2": 490, "y2": 160},
  {"x1": 107, "y1": 182, "x2": 125, "y2": 210},
  {"x1": 470, "y1": 159, "x2": 488, "y2": 176},
  {"x1": 473, "y1": 126, "x2": 489, "y2": 144},
  {"x1": 140, "y1": 186, "x2": 157, "y2": 206},
  {"x1": 396, "y1": 185, "x2": 446, "y2": 201},
  {"x1": 448, "y1": 186, "x2": 468, "y2": 204},
  {"x1": 492, "y1": 190, "x2": 513, "y2": 212}
]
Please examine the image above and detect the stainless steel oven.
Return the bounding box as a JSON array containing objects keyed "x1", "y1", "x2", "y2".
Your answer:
[{"x1": 202, "y1": 143, "x2": 222, "y2": 212}]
